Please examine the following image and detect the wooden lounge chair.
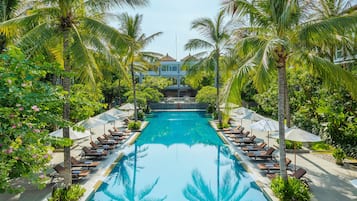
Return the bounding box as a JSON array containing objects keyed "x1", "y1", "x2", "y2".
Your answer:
[
  {"x1": 247, "y1": 147, "x2": 275, "y2": 160},
  {"x1": 233, "y1": 135, "x2": 257, "y2": 146},
  {"x1": 109, "y1": 129, "x2": 130, "y2": 137},
  {"x1": 241, "y1": 142, "x2": 267, "y2": 152},
  {"x1": 257, "y1": 158, "x2": 292, "y2": 173},
  {"x1": 226, "y1": 131, "x2": 250, "y2": 139},
  {"x1": 267, "y1": 168, "x2": 307, "y2": 180},
  {"x1": 224, "y1": 126, "x2": 244, "y2": 134},
  {"x1": 90, "y1": 141, "x2": 115, "y2": 150},
  {"x1": 54, "y1": 164, "x2": 90, "y2": 180},
  {"x1": 71, "y1": 157, "x2": 100, "y2": 169},
  {"x1": 104, "y1": 133, "x2": 126, "y2": 141},
  {"x1": 97, "y1": 136, "x2": 118, "y2": 145},
  {"x1": 82, "y1": 147, "x2": 108, "y2": 158}
]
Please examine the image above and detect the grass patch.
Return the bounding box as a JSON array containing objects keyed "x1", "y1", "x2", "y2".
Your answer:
[{"x1": 310, "y1": 142, "x2": 334, "y2": 152}]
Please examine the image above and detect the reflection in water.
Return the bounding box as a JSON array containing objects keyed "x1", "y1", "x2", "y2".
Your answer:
[{"x1": 90, "y1": 112, "x2": 267, "y2": 201}]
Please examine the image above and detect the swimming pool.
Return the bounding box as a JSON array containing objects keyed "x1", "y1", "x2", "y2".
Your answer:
[{"x1": 89, "y1": 111, "x2": 268, "y2": 201}]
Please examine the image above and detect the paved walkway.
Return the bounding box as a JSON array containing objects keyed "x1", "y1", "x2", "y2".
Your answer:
[
  {"x1": 231, "y1": 119, "x2": 357, "y2": 201},
  {"x1": 0, "y1": 118, "x2": 357, "y2": 201}
]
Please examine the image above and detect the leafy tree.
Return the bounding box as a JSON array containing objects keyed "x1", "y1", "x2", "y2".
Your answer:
[
  {"x1": 0, "y1": 0, "x2": 148, "y2": 186},
  {"x1": 0, "y1": 0, "x2": 19, "y2": 53},
  {"x1": 117, "y1": 13, "x2": 162, "y2": 122},
  {"x1": 185, "y1": 10, "x2": 232, "y2": 128},
  {"x1": 195, "y1": 86, "x2": 217, "y2": 106},
  {"x1": 70, "y1": 84, "x2": 107, "y2": 122},
  {"x1": 141, "y1": 76, "x2": 172, "y2": 91},
  {"x1": 222, "y1": 0, "x2": 357, "y2": 181},
  {"x1": 0, "y1": 49, "x2": 68, "y2": 193}
]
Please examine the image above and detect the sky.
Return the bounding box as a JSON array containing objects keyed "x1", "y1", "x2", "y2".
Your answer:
[{"x1": 113, "y1": 0, "x2": 221, "y2": 61}]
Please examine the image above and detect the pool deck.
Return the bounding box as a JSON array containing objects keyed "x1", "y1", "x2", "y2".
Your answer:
[{"x1": 1, "y1": 118, "x2": 357, "y2": 201}]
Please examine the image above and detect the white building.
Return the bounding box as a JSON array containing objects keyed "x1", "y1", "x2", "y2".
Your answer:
[{"x1": 139, "y1": 53, "x2": 197, "y2": 97}]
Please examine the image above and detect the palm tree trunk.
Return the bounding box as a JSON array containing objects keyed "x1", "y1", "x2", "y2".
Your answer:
[
  {"x1": 131, "y1": 61, "x2": 138, "y2": 121},
  {"x1": 278, "y1": 61, "x2": 288, "y2": 182},
  {"x1": 62, "y1": 29, "x2": 72, "y2": 186},
  {"x1": 215, "y1": 52, "x2": 222, "y2": 128},
  {"x1": 283, "y1": 71, "x2": 291, "y2": 128}
]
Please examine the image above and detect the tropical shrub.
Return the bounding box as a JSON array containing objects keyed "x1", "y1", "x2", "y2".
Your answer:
[
  {"x1": 70, "y1": 84, "x2": 107, "y2": 122},
  {"x1": 271, "y1": 176, "x2": 311, "y2": 201},
  {"x1": 332, "y1": 148, "x2": 346, "y2": 165},
  {"x1": 48, "y1": 184, "x2": 85, "y2": 201},
  {"x1": 128, "y1": 121, "x2": 142, "y2": 130},
  {"x1": 0, "y1": 48, "x2": 69, "y2": 193}
]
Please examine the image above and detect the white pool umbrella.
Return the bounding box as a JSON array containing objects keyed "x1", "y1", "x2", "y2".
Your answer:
[
  {"x1": 95, "y1": 113, "x2": 118, "y2": 122},
  {"x1": 77, "y1": 118, "x2": 107, "y2": 140},
  {"x1": 250, "y1": 119, "x2": 279, "y2": 146},
  {"x1": 351, "y1": 179, "x2": 357, "y2": 188},
  {"x1": 272, "y1": 127, "x2": 322, "y2": 171},
  {"x1": 104, "y1": 108, "x2": 127, "y2": 118},
  {"x1": 119, "y1": 103, "x2": 135, "y2": 111},
  {"x1": 49, "y1": 128, "x2": 90, "y2": 140}
]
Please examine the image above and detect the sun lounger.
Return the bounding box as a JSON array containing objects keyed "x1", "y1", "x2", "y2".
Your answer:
[
  {"x1": 82, "y1": 147, "x2": 108, "y2": 158},
  {"x1": 71, "y1": 157, "x2": 100, "y2": 169},
  {"x1": 267, "y1": 168, "x2": 307, "y2": 180},
  {"x1": 247, "y1": 147, "x2": 275, "y2": 160},
  {"x1": 241, "y1": 142, "x2": 267, "y2": 152},
  {"x1": 97, "y1": 136, "x2": 118, "y2": 145},
  {"x1": 54, "y1": 164, "x2": 90, "y2": 180},
  {"x1": 224, "y1": 126, "x2": 244, "y2": 134},
  {"x1": 104, "y1": 133, "x2": 126, "y2": 141},
  {"x1": 257, "y1": 158, "x2": 292, "y2": 173},
  {"x1": 226, "y1": 131, "x2": 250, "y2": 139},
  {"x1": 90, "y1": 141, "x2": 115, "y2": 150},
  {"x1": 233, "y1": 135, "x2": 256, "y2": 146}
]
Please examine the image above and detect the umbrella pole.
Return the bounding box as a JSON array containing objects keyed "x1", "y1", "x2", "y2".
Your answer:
[
  {"x1": 267, "y1": 131, "x2": 270, "y2": 146},
  {"x1": 294, "y1": 142, "x2": 297, "y2": 172},
  {"x1": 90, "y1": 129, "x2": 92, "y2": 142}
]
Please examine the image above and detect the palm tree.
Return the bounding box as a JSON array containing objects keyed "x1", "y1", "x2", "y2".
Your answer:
[
  {"x1": 0, "y1": 0, "x2": 148, "y2": 186},
  {"x1": 117, "y1": 13, "x2": 162, "y2": 122},
  {"x1": 0, "y1": 0, "x2": 20, "y2": 53},
  {"x1": 185, "y1": 10, "x2": 232, "y2": 128},
  {"x1": 222, "y1": 0, "x2": 357, "y2": 181}
]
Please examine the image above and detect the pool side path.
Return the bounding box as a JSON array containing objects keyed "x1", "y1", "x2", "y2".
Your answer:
[
  {"x1": 210, "y1": 121, "x2": 278, "y2": 201},
  {"x1": 212, "y1": 118, "x2": 357, "y2": 201}
]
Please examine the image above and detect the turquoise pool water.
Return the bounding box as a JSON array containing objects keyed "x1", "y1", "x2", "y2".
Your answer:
[{"x1": 89, "y1": 111, "x2": 268, "y2": 201}]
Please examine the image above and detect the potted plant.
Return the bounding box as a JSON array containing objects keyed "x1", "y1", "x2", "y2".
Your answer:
[{"x1": 333, "y1": 148, "x2": 346, "y2": 165}]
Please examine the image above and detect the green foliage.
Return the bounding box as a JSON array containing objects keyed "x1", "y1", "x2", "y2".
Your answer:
[
  {"x1": 141, "y1": 76, "x2": 172, "y2": 90},
  {"x1": 70, "y1": 84, "x2": 107, "y2": 122},
  {"x1": 310, "y1": 142, "x2": 334, "y2": 152},
  {"x1": 128, "y1": 121, "x2": 142, "y2": 130},
  {"x1": 125, "y1": 85, "x2": 164, "y2": 109},
  {"x1": 271, "y1": 176, "x2": 311, "y2": 201},
  {"x1": 137, "y1": 111, "x2": 145, "y2": 121},
  {"x1": 48, "y1": 184, "x2": 85, "y2": 201},
  {"x1": 0, "y1": 50, "x2": 69, "y2": 193},
  {"x1": 333, "y1": 148, "x2": 346, "y2": 165},
  {"x1": 195, "y1": 86, "x2": 216, "y2": 106},
  {"x1": 253, "y1": 67, "x2": 357, "y2": 158}
]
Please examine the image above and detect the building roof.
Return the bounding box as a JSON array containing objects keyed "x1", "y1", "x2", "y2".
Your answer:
[
  {"x1": 160, "y1": 53, "x2": 176, "y2": 62},
  {"x1": 180, "y1": 54, "x2": 197, "y2": 62}
]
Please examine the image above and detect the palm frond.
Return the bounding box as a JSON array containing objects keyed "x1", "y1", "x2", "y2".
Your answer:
[
  {"x1": 185, "y1": 38, "x2": 214, "y2": 51},
  {"x1": 81, "y1": 16, "x2": 130, "y2": 50},
  {"x1": 299, "y1": 12, "x2": 357, "y2": 47},
  {"x1": 294, "y1": 50, "x2": 357, "y2": 99},
  {"x1": 85, "y1": 0, "x2": 148, "y2": 11},
  {"x1": 17, "y1": 22, "x2": 59, "y2": 56}
]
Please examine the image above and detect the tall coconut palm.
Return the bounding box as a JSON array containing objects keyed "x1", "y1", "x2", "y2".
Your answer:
[
  {"x1": 185, "y1": 10, "x2": 232, "y2": 128},
  {"x1": 0, "y1": 0, "x2": 20, "y2": 53},
  {"x1": 222, "y1": 0, "x2": 357, "y2": 181},
  {"x1": 0, "y1": 0, "x2": 148, "y2": 186},
  {"x1": 117, "y1": 13, "x2": 162, "y2": 122}
]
